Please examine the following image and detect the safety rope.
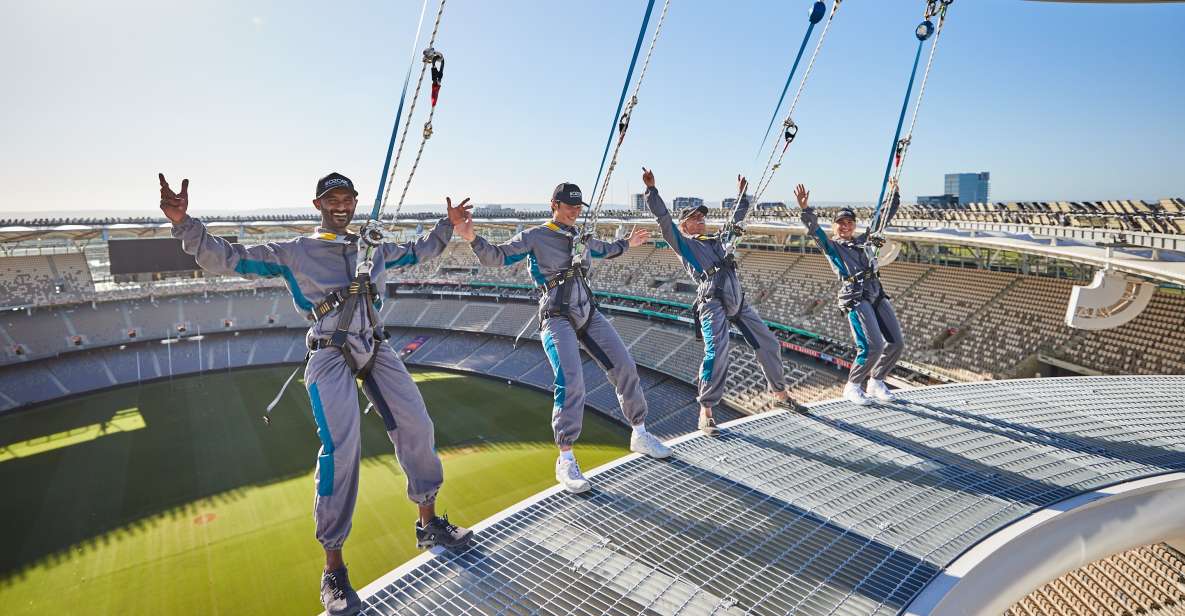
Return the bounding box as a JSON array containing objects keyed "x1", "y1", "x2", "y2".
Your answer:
[
  {"x1": 376, "y1": 0, "x2": 448, "y2": 224},
  {"x1": 583, "y1": 0, "x2": 672, "y2": 241},
  {"x1": 753, "y1": 1, "x2": 827, "y2": 164},
  {"x1": 869, "y1": 0, "x2": 951, "y2": 236},
  {"x1": 867, "y1": 0, "x2": 952, "y2": 271},
  {"x1": 749, "y1": 0, "x2": 842, "y2": 206},
  {"x1": 370, "y1": 0, "x2": 431, "y2": 220}
]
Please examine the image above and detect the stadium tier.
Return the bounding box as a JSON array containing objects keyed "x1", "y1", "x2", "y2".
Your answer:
[{"x1": 4, "y1": 242, "x2": 1182, "y2": 384}]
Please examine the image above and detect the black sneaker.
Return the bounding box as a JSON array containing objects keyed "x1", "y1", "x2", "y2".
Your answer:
[
  {"x1": 780, "y1": 398, "x2": 810, "y2": 414},
  {"x1": 415, "y1": 514, "x2": 474, "y2": 550},
  {"x1": 320, "y1": 566, "x2": 362, "y2": 616}
]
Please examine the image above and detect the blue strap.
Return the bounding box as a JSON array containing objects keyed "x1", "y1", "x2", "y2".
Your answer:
[
  {"x1": 371, "y1": 0, "x2": 431, "y2": 219},
  {"x1": 870, "y1": 37, "x2": 925, "y2": 234},
  {"x1": 753, "y1": 8, "x2": 821, "y2": 161},
  {"x1": 589, "y1": 0, "x2": 657, "y2": 204}
]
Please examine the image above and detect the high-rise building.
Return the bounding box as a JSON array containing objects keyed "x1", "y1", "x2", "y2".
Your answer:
[
  {"x1": 672, "y1": 197, "x2": 704, "y2": 211},
  {"x1": 721, "y1": 197, "x2": 737, "y2": 211},
  {"x1": 944, "y1": 172, "x2": 990, "y2": 205},
  {"x1": 630, "y1": 194, "x2": 645, "y2": 212}
]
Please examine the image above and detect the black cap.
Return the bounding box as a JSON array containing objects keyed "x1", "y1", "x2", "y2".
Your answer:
[
  {"x1": 678, "y1": 205, "x2": 709, "y2": 221},
  {"x1": 551, "y1": 182, "x2": 587, "y2": 206},
  {"x1": 316, "y1": 172, "x2": 358, "y2": 199},
  {"x1": 834, "y1": 207, "x2": 856, "y2": 222}
]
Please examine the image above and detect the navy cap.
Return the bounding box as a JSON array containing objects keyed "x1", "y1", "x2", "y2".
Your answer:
[
  {"x1": 552, "y1": 182, "x2": 587, "y2": 206},
  {"x1": 834, "y1": 207, "x2": 856, "y2": 222},
  {"x1": 316, "y1": 172, "x2": 358, "y2": 199},
  {"x1": 678, "y1": 205, "x2": 709, "y2": 221}
]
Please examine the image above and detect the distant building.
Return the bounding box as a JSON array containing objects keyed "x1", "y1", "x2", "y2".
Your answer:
[
  {"x1": 944, "y1": 172, "x2": 990, "y2": 206},
  {"x1": 475, "y1": 204, "x2": 513, "y2": 216},
  {"x1": 918, "y1": 194, "x2": 958, "y2": 207},
  {"x1": 630, "y1": 194, "x2": 645, "y2": 212},
  {"x1": 722, "y1": 197, "x2": 737, "y2": 211},
  {"x1": 756, "y1": 201, "x2": 786, "y2": 211},
  {"x1": 672, "y1": 197, "x2": 704, "y2": 211}
]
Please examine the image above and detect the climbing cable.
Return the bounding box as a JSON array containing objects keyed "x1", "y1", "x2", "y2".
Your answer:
[
  {"x1": 376, "y1": 0, "x2": 448, "y2": 225},
  {"x1": 869, "y1": 0, "x2": 952, "y2": 237},
  {"x1": 583, "y1": 0, "x2": 672, "y2": 245},
  {"x1": 749, "y1": 0, "x2": 841, "y2": 207},
  {"x1": 753, "y1": 0, "x2": 828, "y2": 164},
  {"x1": 371, "y1": 0, "x2": 432, "y2": 220}
]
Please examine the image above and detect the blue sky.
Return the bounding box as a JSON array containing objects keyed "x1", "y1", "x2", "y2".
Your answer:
[{"x1": 2, "y1": 0, "x2": 1182, "y2": 215}]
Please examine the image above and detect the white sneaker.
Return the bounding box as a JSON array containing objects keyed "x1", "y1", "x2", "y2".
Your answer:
[
  {"x1": 867, "y1": 379, "x2": 896, "y2": 402},
  {"x1": 630, "y1": 430, "x2": 672, "y2": 459},
  {"x1": 556, "y1": 456, "x2": 591, "y2": 493},
  {"x1": 843, "y1": 382, "x2": 873, "y2": 406}
]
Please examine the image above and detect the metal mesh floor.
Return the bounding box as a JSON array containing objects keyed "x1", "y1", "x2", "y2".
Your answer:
[{"x1": 356, "y1": 376, "x2": 1185, "y2": 615}]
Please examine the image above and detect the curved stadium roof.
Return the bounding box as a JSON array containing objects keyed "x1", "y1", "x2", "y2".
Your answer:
[{"x1": 349, "y1": 376, "x2": 1185, "y2": 616}]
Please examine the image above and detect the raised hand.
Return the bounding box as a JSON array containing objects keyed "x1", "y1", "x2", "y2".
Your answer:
[
  {"x1": 626, "y1": 226, "x2": 651, "y2": 247},
  {"x1": 641, "y1": 166, "x2": 655, "y2": 188},
  {"x1": 446, "y1": 196, "x2": 472, "y2": 226},
  {"x1": 794, "y1": 183, "x2": 809, "y2": 210},
  {"x1": 159, "y1": 173, "x2": 189, "y2": 224},
  {"x1": 455, "y1": 212, "x2": 476, "y2": 242},
  {"x1": 737, "y1": 174, "x2": 748, "y2": 196}
]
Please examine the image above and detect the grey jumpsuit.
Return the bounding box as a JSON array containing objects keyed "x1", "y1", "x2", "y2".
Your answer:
[
  {"x1": 645, "y1": 188, "x2": 787, "y2": 409},
  {"x1": 800, "y1": 194, "x2": 905, "y2": 386},
  {"x1": 468, "y1": 222, "x2": 647, "y2": 447},
  {"x1": 173, "y1": 216, "x2": 453, "y2": 550}
]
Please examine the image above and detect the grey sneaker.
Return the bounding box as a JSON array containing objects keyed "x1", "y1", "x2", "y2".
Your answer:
[
  {"x1": 320, "y1": 566, "x2": 362, "y2": 616},
  {"x1": 698, "y1": 414, "x2": 720, "y2": 436},
  {"x1": 415, "y1": 514, "x2": 474, "y2": 550}
]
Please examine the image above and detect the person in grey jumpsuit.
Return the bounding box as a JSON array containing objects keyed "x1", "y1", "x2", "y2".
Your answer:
[
  {"x1": 159, "y1": 172, "x2": 473, "y2": 616},
  {"x1": 795, "y1": 182, "x2": 904, "y2": 406},
  {"x1": 641, "y1": 168, "x2": 799, "y2": 435},
  {"x1": 457, "y1": 182, "x2": 672, "y2": 494}
]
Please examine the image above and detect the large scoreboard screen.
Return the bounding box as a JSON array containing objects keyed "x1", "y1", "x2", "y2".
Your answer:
[{"x1": 107, "y1": 236, "x2": 237, "y2": 275}]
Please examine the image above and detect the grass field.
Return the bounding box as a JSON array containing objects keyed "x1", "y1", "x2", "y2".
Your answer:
[{"x1": 0, "y1": 366, "x2": 631, "y2": 615}]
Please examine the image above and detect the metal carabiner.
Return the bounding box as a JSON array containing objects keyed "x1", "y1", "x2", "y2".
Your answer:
[{"x1": 783, "y1": 118, "x2": 799, "y2": 144}]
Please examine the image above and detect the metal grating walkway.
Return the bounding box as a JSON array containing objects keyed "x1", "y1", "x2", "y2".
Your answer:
[{"x1": 356, "y1": 376, "x2": 1185, "y2": 615}]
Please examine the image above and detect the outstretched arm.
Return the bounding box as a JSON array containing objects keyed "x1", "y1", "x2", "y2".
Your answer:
[
  {"x1": 459, "y1": 220, "x2": 532, "y2": 268},
  {"x1": 381, "y1": 197, "x2": 470, "y2": 270},
  {"x1": 587, "y1": 226, "x2": 648, "y2": 259},
  {"x1": 731, "y1": 174, "x2": 752, "y2": 225},
  {"x1": 642, "y1": 166, "x2": 703, "y2": 272},
  {"x1": 796, "y1": 183, "x2": 850, "y2": 279},
  {"x1": 161, "y1": 174, "x2": 289, "y2": 278}
]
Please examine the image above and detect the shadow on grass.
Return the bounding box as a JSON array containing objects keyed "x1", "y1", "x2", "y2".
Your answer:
[{"x1": 0, "y1": 366, "x2": 626, "y2": 585}]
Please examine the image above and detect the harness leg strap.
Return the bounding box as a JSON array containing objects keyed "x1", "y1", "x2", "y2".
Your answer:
[{"x1": 577, "y1": 326, "x2": 614, "y2": 370}]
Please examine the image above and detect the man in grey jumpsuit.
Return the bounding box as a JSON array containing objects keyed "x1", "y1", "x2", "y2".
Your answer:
[
  {"x1": 642, "y1": 168, "x2": 798, "y2": 435},
  {"x1": 159, "y1": 172, "x2": 473, "y2": 616},
  {"x1": 795, "y1": 182, "x2": 904, "y2": 406},
  {"x1": 457, "y1": 182, "x2": 672, "y2": 494}
]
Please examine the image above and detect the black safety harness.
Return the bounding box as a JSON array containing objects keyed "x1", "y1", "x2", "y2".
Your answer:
[
  {"x1": 688, "y1": 240, "x2": 763, "y2": 350},
  {"x1": 532, "y1": 222, "x2": 615, "y2": 369},
  {"x1": 264, "y1": 232, "x2": 393, "y2": 425}
]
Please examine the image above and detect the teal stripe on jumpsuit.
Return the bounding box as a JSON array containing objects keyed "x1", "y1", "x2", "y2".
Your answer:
[
  {"x1": 699, "y1": 312, "x2": 716, "y2": 383},
  {"x1": 541, "y1": 330, "x2": 566, "y2": 413},
  {"x1": 307, "y1": 382, "x2": 335, "y2": 496}
]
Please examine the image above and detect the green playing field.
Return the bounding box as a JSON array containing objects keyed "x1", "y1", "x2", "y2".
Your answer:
[{"x1": 0, "y1": 366, "x2": 631, "y2": 615}]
